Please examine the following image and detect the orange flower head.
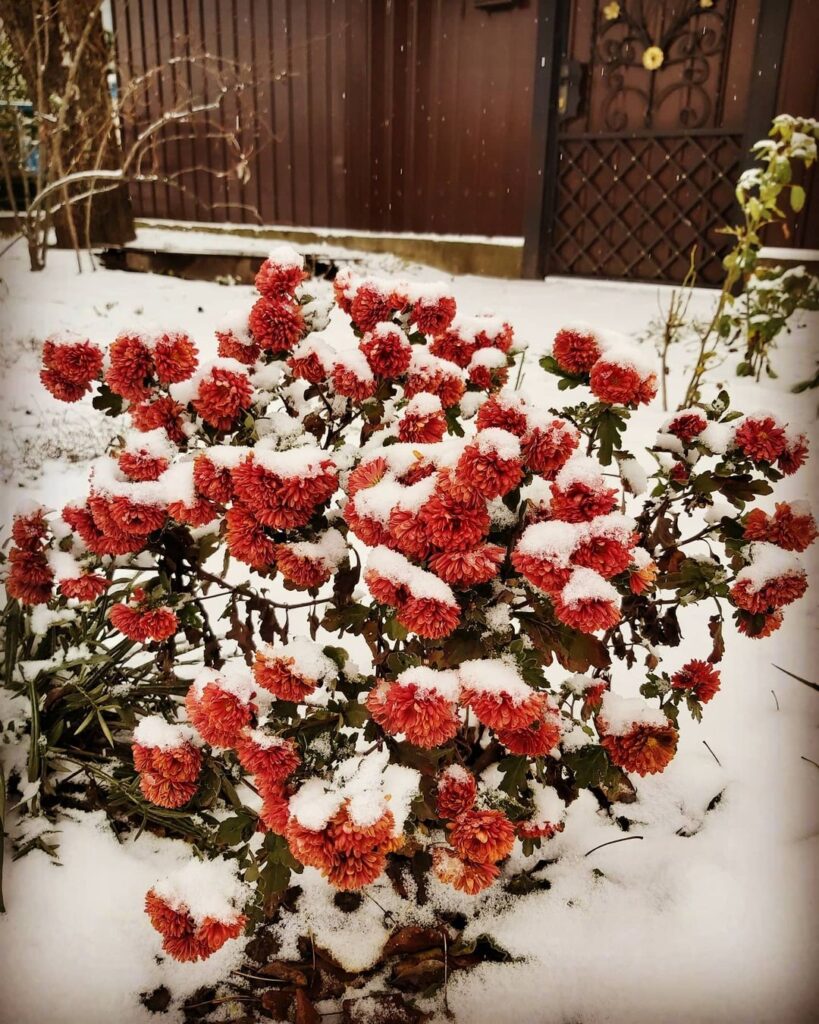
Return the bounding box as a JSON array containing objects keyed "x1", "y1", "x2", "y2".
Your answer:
[
  {"x1": 671, "y1": 659, "x2": 721, "y2": 704},
  {"x1": 436, "y1": 765, "x2": 477, "y2": 820},
  {"x1": 432, "y1": 847, "x2": 500, "y2": 894},
  {"x1": 552, "y1": 326, "x2": 601, "y2": 374},
  {"x1": 448, "y1": 809, "x2": 515, "y2": 865}
]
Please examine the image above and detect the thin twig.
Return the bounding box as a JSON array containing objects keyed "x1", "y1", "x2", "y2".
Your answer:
[
  {"x1": 702, "y1": 740, "x2": 722, "y2": 767},
  {"x1": 584, "y1": 835, "x2": 644, "y2": 857}
]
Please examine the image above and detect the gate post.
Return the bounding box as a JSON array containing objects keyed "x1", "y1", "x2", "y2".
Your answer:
[
  {"x1": 740, "y1": 0, "x2": 792, "y2": 166},
  {"x1": 521, "y1": 0, "x2": 569, "y2": 279}
]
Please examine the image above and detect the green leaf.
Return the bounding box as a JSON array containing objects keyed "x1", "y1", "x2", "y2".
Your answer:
[
  {"x1": 790, "y1": 185, "x2": 806, "y2": 212},
  {"x1": 497, "y1": 756, "x2": 530, "y2": 796},
  {"x1": 91, "y1": 384, "x2": 124, "y2": 417}
]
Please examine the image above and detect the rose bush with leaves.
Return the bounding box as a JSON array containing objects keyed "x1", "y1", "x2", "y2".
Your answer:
[{"x1": 2, "y1": 246, "x2": 814, "y2": 962}]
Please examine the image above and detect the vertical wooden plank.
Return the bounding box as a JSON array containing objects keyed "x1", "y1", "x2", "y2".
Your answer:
[
  {"x1": 307, "y1": 0, "x2": 331, "y2": 227},
  {"x1": 187, "y1": 0, "x2": 216, "y2": 220},
  {"x1": 288, "y1": 0, "x2": 313, "y2": 224},
  {"x1": 740, "y1": 0, "x2": 793, "y2": 164},
  {"x1": 521, "y1": 0, "x2": 570, "y2": 278},
  {"x1": 270, "y1": 0, "x2": 294, "y2": 224},
  {"x1": 328, "y1": 0, "x2": 347, "y2": 227},
  {"x1": 235, "y1": 0, "x2": 261, "y2": 224},
  {"x1": 152, "y1": 0, "x2": 179, "y2": 219}
]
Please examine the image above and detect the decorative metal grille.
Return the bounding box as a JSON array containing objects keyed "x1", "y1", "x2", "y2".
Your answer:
[
  {"x1": 551, "y1": 131, "x2": 743, "y2": 284},
  {"x1": 548, "y1": 0, "x2": 743, "y2": 285}
]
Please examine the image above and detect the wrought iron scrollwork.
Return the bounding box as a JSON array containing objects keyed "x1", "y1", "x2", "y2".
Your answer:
[{"x1": 595, "y1": 0, "x2": 731, "y2": 131}]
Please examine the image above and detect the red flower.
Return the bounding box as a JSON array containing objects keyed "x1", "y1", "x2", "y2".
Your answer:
[
  {"x1": 404, "y1": 363, "x2": 465, "y2": 409},
  {"x1": 410, "y1": 294, "x2": 457, "y2": 335},
  {"x1": 197, "y1": 916, "x2": 246, "y2": 954},
  {"x1": 521, "y1": 418, "x2": 579, "y2": 478},
  {"x1": 449, "y1": 809, "x2": 515, "y2": 865},
  {"x1": 553, "y1": 591, "x2": 620, "y2": 633},
  {"x1": 42, "y1": 335, "x2": 104, "y2": 385},
  {"x1": 193, "y1": 366, "x2": 253, "y2": 431},
  {"x1": 258, "y1": 783, "x2": 292, "y2": 834},
  {"x1": 468, "y1": 354, "x2": 509, "y2": 392},
  {"x1": 730, "y1": 571, "x2": 807, "y2": 613},
  {"x1": 734, "y1": 415, "x2": 787, "y2": 463},
  {"x1": 217, "y1": 327, "x2": 261, "y2": 365},
  {"x1": 388, "y1": 507, "x2": 435, "y2": 560},
  {"x1": 248, "y1": 297, "x2": 305, "y2": 352},
  {"x1": 40, "y1": 335, "x2": 103, "y2": 401},
  {"x1": 475, "y1": 394, "x2": 529, "y2": 437},
  {"x1": 225, "y1": 502, "x2": 276, "y2": 568},
  {"x1": 333, "y1": 268, "x2": 355, "y2": 314},
  {"x1": 462, "y1": 686, "x2": 547, "y2": 732},
  {"x1": 39, "y1": 369, "x2": 89, "y2": 402},
  {"x1": 552, "y1": 325, "x2": 601, "y2": 374},
  {"x1": 133, "y1": 739, "x2": 201, "y2": 783},
  {"x1": 735, "y1": 608, "x2": 783, "y2": 639},
  {"x1": 360, "y1": 324, "x2": 413, "y2": 377},
  {"x1": 346, "y1": 456, "x2": 387, "y2": 497},
  {"x1": 138, "y1": 771, "x2": 198, "y2": 809},
  {"x1": 417, "y1": 489, "x2": 490, "y2": 552},
  {"x1": 375, "y1": 677, "x2": 459, "y2": 748},
  {"x1": 110, "y1": 602, "x2": 178, "y2": 643},
  {"x1": 6, "y1": 548, "x2": 53, "y2": 605},
  {"x1": 236, "y1": 732, "x2": 300, "y2": 782},
  {"x1": 744, "y1": 503, "x2": 817, "y2": 553},
  {"x1": 186, "y1": 679, "x2": 254, "y2": 748},
  {"x1": 428, "y1": 544, "x2": 505, "y2": 588},
  {"x1": 144, "y1": 890, "x2": 245, "y2": 962},
  {"x1": 599, "y1": 721, "x2": 678, "y2": 776},
  {"x1": 436, "y1": 766, "x2": 477, "y2": 819},
  {"x1": 107, "y1": 496, "x2": 167, "y2": 537},
  {"x1": 168, "y1": 496, "x2": 218, "y2": 528},
  {"x1": 285, "y1": 801, "x2": 396, "y2": 890},
  {"x1": 628, "y1": 556, "x2": 658, "y2": 595},
  {"x1": 350, "y1": 284, "x2": 396, "y2": 332},
  {"x1": 152, "y1": 331, "x2": 198, "y2": 384},
  {"x1": 331, "y1": 359, "x2": 376, "y2": 401},
  {"x1": 666, "y1": 410, "x2": 707, "y2": 443},
  {"x1": 398, "y1": 595, "x2": 461, "y2": 639},
  {"x1": 193, "y1": 454, "x2": 234, "y2": 504},
  {"x1": 430, "y1": 331, "x2": 479, "y2": 369},
  {"x1": 118, "y1": 448, "x2": 169, "y2": 482},
  {"x1": 432, "y1": 847, "x2": 499, "y2": 894},
  {"x1": 777, "y1": 432, "x2": 809, "y2": 475},
  {"x1": 572, "y1": 532, "x2": 635, "y2": 579},
  {"x1": 511, "y1": 548, "x2": 573, "y2": 595},
  {"x1": 11, "y1": 508, "x2": 48, "y2": 551},
  {"x1": 517, "y1": 818, "x2": 565, "y2": 842},
  {"x1": 589, "y1": 358, "x2": 657, "y2": 407},
  {"x1": 59, "y1": 573, "x2": 109, "y2": 602},
  {"x1": 345, "y1": 496, "x2": 392, "y2": 547},
  {"x1": 254, "y1": 650, "x2": 318, "y2": 702},
  {"x1": 496, "y1": 710, "x2": 561, "y2": 756},
  {"x1": 550, "y1": 480, "x2": 619, "y2": 523},
  {"x1": 671, "y1": 659, "x2": 721, "y2": 704},
  {"x1": 145, "y1": 890, "x2": 190, "y2": 939},
  {"x1": 131, "y1": 396, "x2": 187, "y2": 444},
  {"x1": 397, "y1": 399, "x2": 447, "y2": 443},
  {"x1": 456, "y1": 430, "x2": 523, "y2": 499},
  {"x1": 106, "y1": 333, "x2": 154, "y2": 402},
  {"x1": 255, "y1": 254, "x2": 307, "y2": 299},
  {"x1": 275, "y1": 545, "x2": 333, "y2": 588}
]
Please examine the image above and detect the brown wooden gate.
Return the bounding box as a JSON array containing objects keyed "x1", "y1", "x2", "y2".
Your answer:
[{"x1": 538, "y1": 0, "x2": 763, "y2": 285}]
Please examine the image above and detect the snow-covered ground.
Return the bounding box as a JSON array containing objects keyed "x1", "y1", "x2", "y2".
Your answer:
[{"x1": 0, "y1": 233, "x2": 817, "y2": 1024}]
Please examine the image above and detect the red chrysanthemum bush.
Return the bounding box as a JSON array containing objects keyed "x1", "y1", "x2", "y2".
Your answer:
[{"x1": 3, "y1": 250, "x2": 813, "y2": 974}]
